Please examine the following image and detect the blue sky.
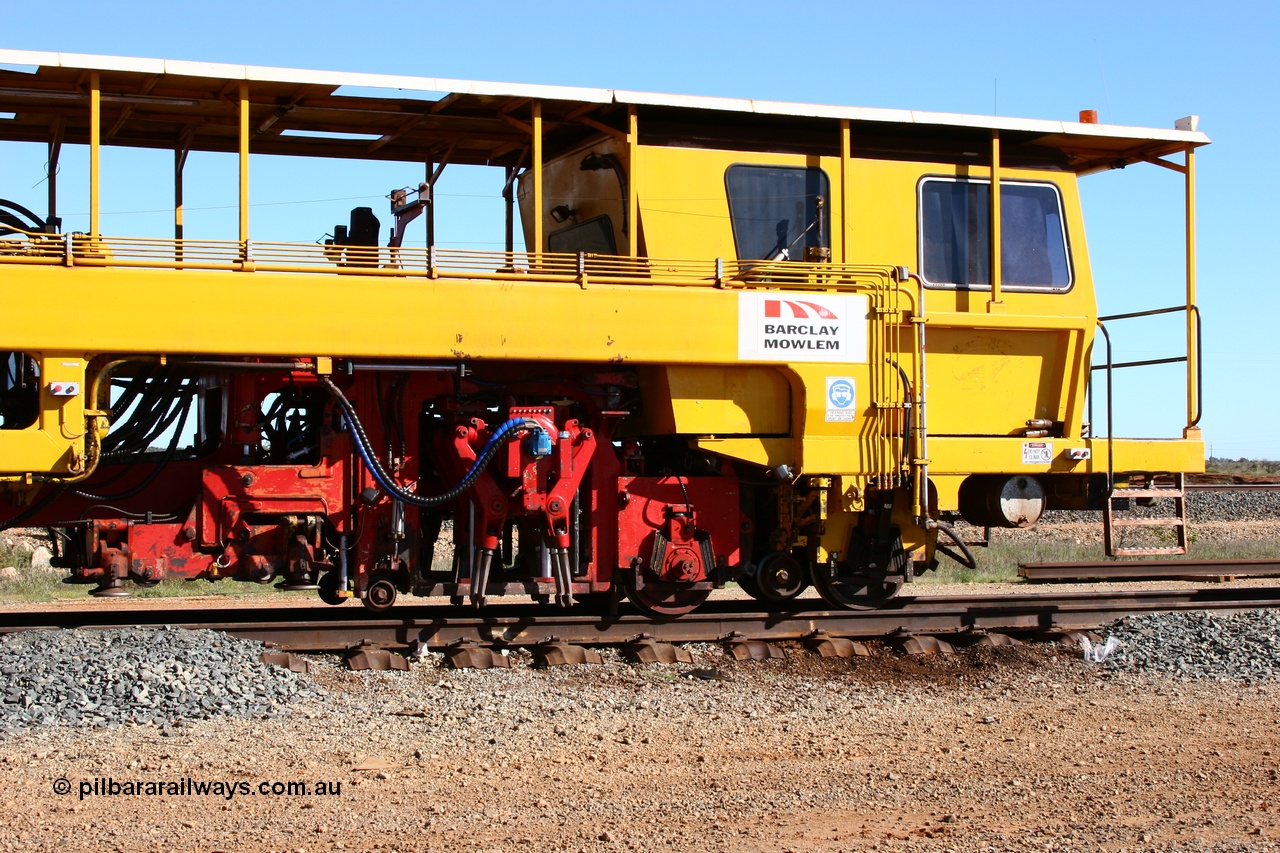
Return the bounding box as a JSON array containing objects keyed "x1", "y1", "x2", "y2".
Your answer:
[{"x1": 4, "y1": 1, "x2": 1277, "y2": 458}]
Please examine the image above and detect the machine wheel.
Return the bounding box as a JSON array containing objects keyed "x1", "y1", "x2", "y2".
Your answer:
[
  {"x1": 362, "y1": 573, "x2": 398, "y2": 612},
  {"x1": 89, "y1": 582, "x2": 131, "y2": 597},
  {"x1": 811, "y1": 564, "x2": 902, "y2": 610},
  {"x1": 318, "y1": 572, "x2": 346, "y2": 606},
  {"x1": 743, "y1": 552, "x2": 808, "y2": 603},
  {"x1": 625, "y1": 581, "x2": 710, "y2": 618}
]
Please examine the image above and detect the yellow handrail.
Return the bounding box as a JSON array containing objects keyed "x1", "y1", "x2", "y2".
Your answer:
[{"x1": 0, "y1": 231, "x2": 907, "y2": 290}]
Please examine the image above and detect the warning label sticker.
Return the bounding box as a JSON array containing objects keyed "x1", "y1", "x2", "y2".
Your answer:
[
  {"x1": 825, "y1": 376, "x2": 857, "y2": 422},
  {"x1": 737, "y1": 292, "x2": 869, "y2": 363},
  {"x1": 1022, "y1": 441, "x2": 1054, "y2": 465}
]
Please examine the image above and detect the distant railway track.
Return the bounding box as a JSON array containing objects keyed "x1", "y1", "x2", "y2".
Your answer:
[
  {"x1": 1185, "y1": 482, "x2": 1280, "y2": 491},
  {"x1": 3, "y1": 586, "x2": 1279, "y2": 652},
  {"x1": 1020, "y1": 559, "x2": 1280, "y2": 582}
]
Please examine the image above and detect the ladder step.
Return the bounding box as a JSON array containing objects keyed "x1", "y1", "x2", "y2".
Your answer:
[
  {"x1": 1109, "y1": 488, "x2": 1186, "y2": 499},
  {"x1": 1104, "y1": 472, "x2": 1188, "y2": 558}
]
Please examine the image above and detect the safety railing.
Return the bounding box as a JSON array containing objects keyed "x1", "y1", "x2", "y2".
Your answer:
[
  {"x1": 0, "y1": 227, "x2": 901, "y2": 290},
  {"x1": 1089, "y1": 303, "x2": 1203, "y2": 488}
]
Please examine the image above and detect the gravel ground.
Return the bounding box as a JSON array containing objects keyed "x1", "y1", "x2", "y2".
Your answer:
[
  {"x1": 3, "y1": 494, "x2": 1280, "y2": 851},
  {"x1": 0, "y1": 622, "x2": 1279, "y2": 852},
  {"x1": 0, "y1": 627, "x2": 323, "y2": 737},
  {"x1": 1104, "y1": 609, "x2": 1280, "y2": 682}
]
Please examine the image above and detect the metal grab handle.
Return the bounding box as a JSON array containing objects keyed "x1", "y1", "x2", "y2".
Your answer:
[
  {"x1": 1189, "y1": 304, "x2": 1203, "y2": 427},
  {"x1": 1090, "y1": 302, "x2": 1203, "y2": 431},
  {"x1": 1094, "y1": 320, "x2": 1115, "y2": 492},
  {"x1": 1098, "y1": 304, "x2": 1191, "y2": 322}
]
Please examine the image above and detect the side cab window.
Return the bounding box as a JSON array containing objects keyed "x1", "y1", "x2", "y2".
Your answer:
[
  {"x1": 919, "y1": 177, "x2": 1072, "y2": 291},
  {"x1": 726, "y1": 165, "x2": 831, "y2": 262}
]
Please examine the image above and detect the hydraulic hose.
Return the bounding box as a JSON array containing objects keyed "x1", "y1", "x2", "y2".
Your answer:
[
  {"x1": 72, "y1": 386, "x2": 195, "y2": 503},
  {"x1": 933, "y1": 519, "x2": 978, "y2": 570},
  {"x1": 321, "y1": 376, "x2": 538, "y2": 508}
]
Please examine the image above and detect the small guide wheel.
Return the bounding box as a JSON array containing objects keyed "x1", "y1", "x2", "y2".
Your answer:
[
  {"x1": 743, "y1": 551, "x2": 808, "y2": 603},
  {"x1": 318, "y1": 572, "x2": 346, "y2": 606},
  {"x1": 362, "y1": 573, "x2": 398, "y2": 612}
]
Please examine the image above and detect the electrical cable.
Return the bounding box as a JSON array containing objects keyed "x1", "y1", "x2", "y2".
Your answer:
[
  {"x1": 79, "y1": 504, "x2": 180, "y2": 522},
  {"x1": 102, "y1": 373, "x2": 186, "y2": 454},
  {"x1": 117, "y1": 380, "x2": 194, "y2": 454}
]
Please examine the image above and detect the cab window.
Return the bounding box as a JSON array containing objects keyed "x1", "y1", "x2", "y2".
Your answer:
[
  {"x1": 919, "y1": 178, "x2": 1071, "y2": 290},
  {"x1": 726, "y1": 165, "x2": 831, "y2": 262}
]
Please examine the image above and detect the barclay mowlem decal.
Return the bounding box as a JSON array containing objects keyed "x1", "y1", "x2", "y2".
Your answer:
[
  {"x1": 737, "y1": 292, "x2": 869, "y2": 363},
  {"x1": 762, "y1": 300, "x2": 840, "y2": 351}
]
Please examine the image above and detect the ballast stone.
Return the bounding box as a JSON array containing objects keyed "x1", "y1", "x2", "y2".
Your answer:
[
  {"x1": 0, "y1": 626, "x2": 324, "y2": 737},
  {"x1": 1104, "y1": 610, "x2": 1280, "y2": 683},
  {"x1": 1041, "y1": 489, "x2": 1280, "y2": 525}
]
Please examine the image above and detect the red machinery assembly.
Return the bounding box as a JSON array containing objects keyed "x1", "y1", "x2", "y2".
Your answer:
[{"x1": 36, "y1": 361, "x2": 743, "y2": 616}]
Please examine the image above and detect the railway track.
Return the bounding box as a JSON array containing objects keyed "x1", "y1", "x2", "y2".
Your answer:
[
  {"x1": 3, "y1": 586, "x2": 1279, "y2": 652},
  {"x1": 1184, "y1": 481, "x2": 1280, "y2": 490},
  {"x1": 1020, "y1": 559, "x2": 1280, "y2": 582}
]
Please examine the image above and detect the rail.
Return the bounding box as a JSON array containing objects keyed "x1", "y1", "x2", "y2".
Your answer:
[
  {"x1": 2, "y1": 586, "x2": 1278, "y2": 651},
  {"x1": 1020, "y1": 559, "x2": 1280, "y2": 582},
  {"x1": 0, "y1": 227, "x2": 903, "y2": 290},
  {"x1": 1089, "y1": 303, "x2": 1203, "y2": 486},
  {"x1": 1185, "y1": 482, "x2": 1280, "y2": 490}
]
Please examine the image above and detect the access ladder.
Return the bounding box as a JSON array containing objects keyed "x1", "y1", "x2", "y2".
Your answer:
[{"x1": 1103, "y1": 472, "x2": 1188, "y2": 557}]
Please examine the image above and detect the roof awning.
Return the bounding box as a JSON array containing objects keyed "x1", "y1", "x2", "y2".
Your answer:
[{"x1": 0, "y1": 50, "x2": 1210, "y2": 172}]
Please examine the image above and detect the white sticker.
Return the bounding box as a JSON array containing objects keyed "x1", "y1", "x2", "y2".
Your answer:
[
  {"x1": 825, "y1": 376, "x2": 857, "y2": 422},
  {"x1": 737, "y1": 292, "x2": 869, "y2": 363},
  {"x1": 1022, "y1": 441, "x2": 1053, "y2": 464}
]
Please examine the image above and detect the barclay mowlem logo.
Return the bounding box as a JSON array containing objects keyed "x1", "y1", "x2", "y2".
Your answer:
[
  {"x1": 763, "y1": 299, "x2": 838, "y2": 320},
  {"x1": 738, "y1": 292, "x2": 868, "y2": 364},
  {"x1": 761, "y1": 299, "x2": 841, "y2": 350}
]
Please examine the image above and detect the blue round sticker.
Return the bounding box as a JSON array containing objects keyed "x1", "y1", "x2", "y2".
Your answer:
[{"x1": 828, "y1": 380, "x2": 854, "y2": 408}]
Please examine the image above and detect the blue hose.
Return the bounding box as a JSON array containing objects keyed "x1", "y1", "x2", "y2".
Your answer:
[{"x1": 323, "y1": 376, "x2": 537, "y2": 508}]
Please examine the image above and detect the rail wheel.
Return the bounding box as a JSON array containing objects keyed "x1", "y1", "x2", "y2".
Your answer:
[
  {"x1": 742, "y1": 551, "x2": 808, "y2": 603},
  {"x1": 362, "y1": 572, "x2": 398, "y2": 612},
  {"x1": 811, "y1": 565, "x2": 902, "y2": 610},
  {"x1": 625, "y1": 581, "x2": 710, "y2": 618},
  {"x1": 318, "y1": 572, "x2": 346, "y2": 606}
]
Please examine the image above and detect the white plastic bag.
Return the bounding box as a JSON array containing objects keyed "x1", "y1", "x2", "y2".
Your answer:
[{"x1": 1081, "y1": 635, "x2": 1119, "y2": 663}]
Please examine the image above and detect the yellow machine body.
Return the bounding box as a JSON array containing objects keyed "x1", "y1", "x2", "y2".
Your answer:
[{"x1": 0, "y1": 51, "x2": 1209, "y2": 606}]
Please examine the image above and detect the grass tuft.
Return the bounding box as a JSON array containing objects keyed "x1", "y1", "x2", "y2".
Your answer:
[{"x1": 0, "y1": 567, "x2": 296, "y2": 603}]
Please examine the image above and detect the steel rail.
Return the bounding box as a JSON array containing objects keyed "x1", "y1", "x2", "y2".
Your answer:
[
  {"x1": 1020, "y1": 559, "x2": 1280, "y2": 582},
  {"x1": 3, "y1": 587, "x2": 1280, "y2": 651},
  {"x1": 1184, "y1": 483, "x2": 1280, "y2": 490}
]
